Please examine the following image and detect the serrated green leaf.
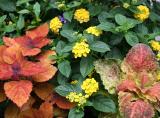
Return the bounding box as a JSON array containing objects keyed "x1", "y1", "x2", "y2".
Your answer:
[
  {"x1": 55, "y1": 84, "x2": 75, "y2": 96},
  {"x1": 58, "y1": 60, "x2": 71, "y2": 78},
  {"x1": 115, "y1": 14, "x2": 127, "y2": 25},
  {"x1": 90, "y1": 41, "x2": 110, "y2": 52},
  {"x1": 68, "y1": 108, "x2": 84, "y2": 118},
  {"x1": 63, "y1": 11, "x2": 73, "y2": 22},
  {"x1": 0, "y1": 0, "x2": 16, "y2": 11},
  {"x1": 60, "y1": 30, "x2": 77, "y2": 42},
  {"x1": 125, "y1": 32, "x2": 139, "y2": 46},
  {"x1": 33, "y1": 2, "x2": 41, "y2": 20},
  {"x1": 92, "y1": 94, "x2": 116, "y2": 113},
  {"x1": 97, "y1": 22, "x2": 115, "y2": 32},
  {"x1": 17, "y1": 15, "x2": 25, "y2": 30},
  {"x1": 80, "y1": 56, "x2": 94, "y2": 78}
]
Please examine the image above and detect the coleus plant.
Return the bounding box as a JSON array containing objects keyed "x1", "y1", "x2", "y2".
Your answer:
[
  {"x1": 95, "y1": 44, "x2": 160, "y2": 118},
  {"x1": 0, "y1": 23, "x2": 57, "y2": 108},
  {"x1": 117, "y1": 43, "x2": 160, "y2": 118}
]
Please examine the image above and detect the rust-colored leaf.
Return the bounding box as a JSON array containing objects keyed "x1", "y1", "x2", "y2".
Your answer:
[
  {"x1": 4, "y1": 80, "x2": 32, "y2": 107},
  {"x1": 32, "y1": 63, "x2": 57, "y2": 82},
  {"x1": 0, "y1": 85, "x2": 6, "y2": 102},
  {"x1": 34, "y1": 83, "x2": 53, "y2": 100},
  {"x1": 33, "y1": 102, "x2": 53, "y2": 118},
  {"x1": 5, "y1": 103, "x2": 20, "y2": 118},
  {"x1": 125, "y1": 44, "x2": 158, "y2": 72},
  {"x1": 37, "y1": 50, "x2": 56, "y2": 64},
  {"x1": 26, "y1": 23, "x2": 49, "y2": 39},
  {"x1": 48, "y1": 93, "x2": 75, "y2": 110},
  {"x1": 21, "y1": 96, "x2": 35, "y2": 111}
]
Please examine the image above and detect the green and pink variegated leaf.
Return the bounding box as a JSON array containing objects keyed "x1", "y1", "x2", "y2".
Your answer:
[
  {"x1": 118, "y1": 92, "x2": 154, "y2": 118},
  {"x1": 125, "y1": 44, "x2": 158, "y2": 72},
  {"x1": 94, "y1": 59, "x2": 120, "y2": 94},
  {"x1": 117, "y1": 79, "x2": 138, "y2": 93},
  {"x1": 124, "y1": 100, "x2": 154, "y2": 118},
  {"x1": 146, "y1": 83, "x2": 160, "y2": 102}
]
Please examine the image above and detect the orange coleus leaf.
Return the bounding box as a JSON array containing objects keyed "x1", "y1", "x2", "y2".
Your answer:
[
  {"x1": 4, "y1": 80, "x2": 32, "y2": 107},
  {"x1": 37, "y1": 50, "x2": 56, "y2": 64},
  {"x1": 33, "y1": 102, "x2": 53, "y2": 118},
  {"x1": 14, "y1": 23, "x2": 51, "y2": 56},
  {"x1": 125, "y1": 44, "x2": 158, "y2": 72},
  {"x1": 0, "y1": 45, "x2": 45, "y2": 79},
  {"x1": 21, "y1": 96, "x2": 35, "y2": 112},
  {"x1": 34, "y1": 83, "x2": 53, "y2": 100},
  {"x1": 124, "y1": 100, "x2": 154, "y2": 118},
  {"x1": 47, "y1": 93, "x2": 75, "y2": 110},
  {"x1": 32, "y1": 63, "x2": 57, "y2": 82},
  {"x1": 26, "y1": 23, "x2": 49, "y2": 39}
]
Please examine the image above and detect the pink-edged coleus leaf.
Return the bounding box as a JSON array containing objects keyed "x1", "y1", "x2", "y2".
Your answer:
[{"x1": 125, "y1": 43, "x2": 158, "y2": 72}]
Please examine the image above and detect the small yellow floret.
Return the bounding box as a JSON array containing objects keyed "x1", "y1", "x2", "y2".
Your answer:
[
  {"x1": 66, "y1": 92, "x2": 87, "y2": 106},
  {"x1": 50, "y1": 17, "x2": 63, "y2": 34},
  {"x1": 74, "y1": 8, "x2": 90, "y2": 23},
  {"x1": 86, "y1": 26, "x2": 102, "y2": 36},
  {"x1": 150, "y1": 40, "x2": 160, "y2": 51},
  {"x1": 134, "y1": 5, "x2": 150, "y2": 21},
  {"x1": 72, "y1": 40, "x2": 90, "y2": 58},
  {"x1": 81, "y1": 78, "x2": 99, "y2": 96}
]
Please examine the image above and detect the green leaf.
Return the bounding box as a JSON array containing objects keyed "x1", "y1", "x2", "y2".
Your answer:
[
  {"x1": 33, "y1": 2, "x2": 41, "y2": 20},
  {"x1": 63, "y1": 11, "x2": 73, "y2": 22},
  {"x1": 115, "y1": 14, "x2": 127, "y2": 25},
  {"x1": 55, "y1": 84, "x2": 75, "y2": 96},
  {"x1": 0, "y1": 15, "x2": 7, "y2": 24},
  {"x1": 4, "y1": 24, "x2": 16, "y2": 33},
  {"x1": 62, "y1": 44, "x2": 73, "y2": 53},
  {"x1": 80, "y1": 56, "x2": 94, "y2": 78},
  {"x1": 68, "y1": 108, "x2": 84, "y2": 118},
  {"x1": 125, "y1": 32, "x2": 139, "y2": 46},
  {"x1": 0, "y1": 0, "x2": 16, "y2": 11},
  {"x1": 92, "y1": 94, "x2": 116, "y2": 113},
  {"x1": 89, "y1": 5, "x2": 102, "y2": 17},
  {"x1": 90, "y1": 41, "x2": 110, "y2": 52},
  {"x1": 60, "y1": 30, "x2": 77, "y2": 42},
  {"x1": 18, "y1": 9, "x2": 30, "y2": 14},
  {"x1": 56, "y1": 41, "x2": 66, "y2": 55},
  {"x1": 17, "y1": 15, "x2": 25, "y2": 30},
  {"x1": 97, "y1": 22, "x2": 115, "y2": 32},
  {"x1": 58, "y1": 60, "x2": 71, "y2": 78},
  {"x1": 67, "y1": 1, "x2": 81, "y2": 8}
]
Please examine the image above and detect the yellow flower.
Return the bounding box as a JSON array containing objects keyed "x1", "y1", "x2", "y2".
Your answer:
[
  {"x1": 134, "y1": 5, "x2": 150, "y2": 21},
  {"x1": 50, "y1": 17, "x2": 63, "y2": 34},
  {"x1": 66, "y1": 92, "x2": 87, "y2": 106},
  {"x1": 71, "y1": 80, "x2": 78, "y2": 84},
  {"x1": 72, "y1": 40, "x2": 90, "y2": 58},
  {"x1": 81, "y1": 78, "x2": 99, "y2": 96},
  {"x1": 86, "y1": 26, "x2": 102, "y2": 36},
  {"x1": 150, "y1": 40, "x2": 160, "y2": 51},
  {"x1": 74, "y1": 8, "x2": 90, "y2": 23}
]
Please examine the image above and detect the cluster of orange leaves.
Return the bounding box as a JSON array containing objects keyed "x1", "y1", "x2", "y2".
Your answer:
[
  {"x1": 0, "y1": 23, "x2": 74, "y2": 118},
  {"x1": 117, "y1": 44, "x2": 160, "y2": 118}
]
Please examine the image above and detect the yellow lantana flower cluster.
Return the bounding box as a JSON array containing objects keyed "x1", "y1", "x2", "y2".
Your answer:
[
  {"x1": 150, "y1": 40, "x2": 160, "y2": 51},
  {"x1": 86, "y1": 26, "x2": 102, "y2": 36},
  {"x1": 134, "y1": 5, "x2": 150, "y2": 21},
  {"x1": 66, "y1": 92, "x2": 87, "y2": 106},
  {"x1": 74, "y1": 8, "x2": 90, "y2": 23},
  {"x1": 50, "y1": 17, "x2": 63, "y2": 34},
  {"x1": 81, "y1": 78, "x2": 99, "y2": 96},
  {"x1": 72, "y1": 40, "x2": 90, "y2": 58}
]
